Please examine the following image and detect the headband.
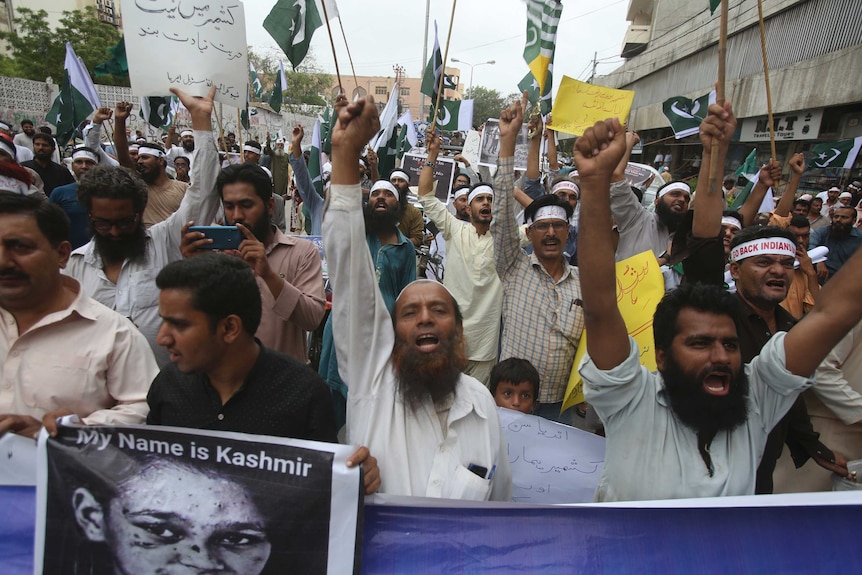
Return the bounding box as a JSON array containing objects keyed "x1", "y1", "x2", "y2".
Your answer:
[
  {"x1": 531, "y1": 205, "x2": 568, "y2": 224},
  {"x1": 551, "y1": 180, "x2": 580, "y2": 197},
  {"x1": 730, "y1": 237, "x2": 796, "y2": 262},
  {"x1": 0, "y1": 138, "x2": 15, "y2": 160},
  {"x1": 389, "y1": 170, "x2": 410, "y2": 183},
  {"x1": 180, "y1": 130, "x2": 194, "y2": 138},
  {"x1": 468, "y1": 185, "x2": 494, "y2": 204},
  {"x1": 260, "y1": 166, "x2": 273, "y2": 182},
  {"x1": 243, "y1": 144, "x2": 261, "y2": 154},
  {"x1": 658, "y1": 182, "x2": 691, "y2": 198},
  {"x1": 0, "y1": 121, "x2": 9, "y2": 131},
  {"x1": 137, "y1": 145, "x2": 164, "y2": 158},
  {"x1": 128, "y1": 144, "x2": 140, "y2": 151},
  {"x1": 71, "y1": 148, "x2": 99, "y2": 163},
  {"x1": 370, "y1": 180, "x2": 399, "y2": 201},
  {"x1": 453, "y1": 187, "x2": 470, "y2": 200},
  {"x1": 721, "y1": 216, "x2": 742, "y2": 231},
  {"x1": 0, "y1": 174, "x2": 29, "y2": 195}
]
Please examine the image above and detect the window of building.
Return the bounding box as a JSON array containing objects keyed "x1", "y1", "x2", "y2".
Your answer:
[
  {"x1": 400, "y1": 87, "x2": 410, "y2": 96},
  {"x1": 375, "y1": 86, "x2": 387, "y2": 95}
]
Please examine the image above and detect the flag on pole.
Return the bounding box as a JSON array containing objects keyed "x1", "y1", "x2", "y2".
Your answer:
[
  {"x1": 370, "y1": 84, "x2": 400, "y2": 152},
  {"x1": 269, "y1": 61, "x2": 288, "y2": 113},
  {"x1": 430, "y1": 99, "x2": 474, "y2": 132},
  {"x1": 47, "y1": 42, "x2": 101, "y2": 145},
  {"x1": 421, "y1": 21, "x2": 444, "y2": 99},
  {"x1": 662, "y1": 90, "x2": 717, "y2": 139},
  {"x1": 523, "y1": 0, "x2": 562, "y2": 96},
  {"x1": 807, "y1": 137, "x2": 862, "y2": 170},
  {"x1": 709, "y1": 0, "x2": 721, "y2": 15},
  {"x1": 264, "y1": 0, "x2": 327, "y2": 70},
  {"x1": 518, "y1": 68, "x2": 554, "y2": 116},
  {"x1": 319, "y1": 106, "x2": 333, "y2": 156},
  {"x1": 240, "y1": 91, "x2": 251, "y2": 130},
  {"x1": 729, "y1": 149, "x2": 762, "y2": 211},
  {"x1": 396, "y1": 111, "x2": 418, "y2": 157},
  {"x1": 309, "y1": 118, "x2": 323, "y2": 197},
  {"x1": 249, "y1": 62, "x2": 264, "y2": 100},
  {"x1": 140, "y1": 96, "x2": 178, "y2": 129},
  {"x1": 94, "y1": 36, "x2": 128, "y2": 78}
]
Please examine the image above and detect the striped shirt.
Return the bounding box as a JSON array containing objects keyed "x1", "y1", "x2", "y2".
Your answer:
[{"x1": 491, "y1": 157, "x2": 585, "y2": 404}]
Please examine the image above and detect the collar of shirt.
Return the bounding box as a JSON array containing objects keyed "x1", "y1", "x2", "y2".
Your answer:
[
  {"x1": 1, "y1": 275, "x2": 99, "y2": 335},
  {"x1": 528, "y1": 252, "x2": 574, "y2": 283},
  {"x1": 448, "y1": 376, "x2": 490, "y2": 424}
]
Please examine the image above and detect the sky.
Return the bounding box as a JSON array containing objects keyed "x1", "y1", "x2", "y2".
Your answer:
[{"x1": 243, "y1": 0, "x2": 632, "y2": 98}]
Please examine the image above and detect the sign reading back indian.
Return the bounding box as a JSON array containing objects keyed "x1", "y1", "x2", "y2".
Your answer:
[
  {"x1": 548, "y1": 76, "x2": 634, "y2": 136},
  {"x1": 121, "y1": 0, "x2": 249, "y2": 108}
]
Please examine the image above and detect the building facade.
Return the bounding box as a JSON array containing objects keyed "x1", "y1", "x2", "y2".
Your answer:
[
  {"x1": 600, "y1": 0, "x2": 862, "y2": 189},
  {"x1": 2, "y1": 0, "x2": 121, "y2": 35}
]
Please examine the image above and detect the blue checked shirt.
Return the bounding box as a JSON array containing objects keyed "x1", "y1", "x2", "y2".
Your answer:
[{"x1": 491, "y1": 157, "x2": 585, "y2": 404}]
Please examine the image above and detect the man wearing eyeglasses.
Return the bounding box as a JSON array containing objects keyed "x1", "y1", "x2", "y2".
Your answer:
[
  {"x1": 64, "y1": 87, "x2": 222, "y2": 368},
  {"x1": 491, "y1": 95, "x2": 584, "y2": 424}
]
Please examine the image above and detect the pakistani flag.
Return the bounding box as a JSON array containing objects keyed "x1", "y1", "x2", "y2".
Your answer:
[
  {"x1": 807, "y1": 137, "x2": 862, "y2": 170},
  {"x1": 523, "y1": 0, "x2": 562, "y2": 96},
  {"x1": 370, "y1": 83, "x2": 400, "y2": 152},
  {"x1": 396, "y1": 111, "x2": 418, "y2": 157},
  {"x1": 249, "y1": 62, "x2": 264, "y2": 100},
  {"x1": 729, "y1": 149, "x2": 762, "y2": 211},
  {"x1": 421, "y1": 21, "x2": 444, "y2": 99},
  {"x1": 47, "y1": 42, "x2": 101, "y2": 145},
  {"x1": 709, "y1": 0, "x2": 721, "y2": 14},
  {"x1": 430, "y1": 99, "x2": 474, "y2": 132},
  {"x1": 269, "y1": 61, "x2": 288, "y2": 113},
  {"x1": 94, "y1": 36, "x2": 128, "y2": 78},
  {"x1": 140, "y1": 96, "x2": 178, "y2": 129},
  {"x1": 309, "y1": 118, "x2": 323, "y2": 197},
  {"x1": 662, "y1": 90, "x2": 716, "y2": 139},
  {"x1": 264, "y1": 0, "x2": 329, "y2": 70},
  {"x1": 319, "y1": 106, "x2": 332, "y2": 155}
]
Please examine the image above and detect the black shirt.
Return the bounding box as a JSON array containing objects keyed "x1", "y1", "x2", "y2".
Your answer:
[
  {"x1": 147, "y1": 344, "x2": 338, "y2": 443},
  {"x1": 21, "y1": 159, "x2": 75, "y2": 195}
]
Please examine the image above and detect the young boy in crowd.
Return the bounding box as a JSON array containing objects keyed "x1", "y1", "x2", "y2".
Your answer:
[{"x1": 490, "y1": 358, "x2": 539, "y2": 414}]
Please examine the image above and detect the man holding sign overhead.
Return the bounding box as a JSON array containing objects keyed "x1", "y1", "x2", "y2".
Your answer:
[{"x1": 575, "y1": 103, "x2": 862, "y2": 502}]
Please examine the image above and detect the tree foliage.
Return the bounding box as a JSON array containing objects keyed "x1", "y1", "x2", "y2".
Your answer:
[
  {"x1": 248, "y1": 46, "x2": 331, "y2": 108},
  {"x1": 465, "y1": 86, "x2": 521, "y2": 128},
  {"x1": 0, "y1": 7, "x2": 126, "y2": 86}
]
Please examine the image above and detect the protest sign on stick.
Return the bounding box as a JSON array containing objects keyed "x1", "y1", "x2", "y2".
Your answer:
[
  {"x1": 121, "y1": 0, "x2": 249, "y2": 108},
  {"x1": 478, "y1": 119, "x2": 530, "y2": 171},
  {"x1": 401, "y1": 152, "x2": 455, "y2": 201},
  {"x1": 35, "y1": 424, "x2": 362, "y2": 575},
  {"x1": 547, "y1": 76, "x2": 634, "y2": 136}
]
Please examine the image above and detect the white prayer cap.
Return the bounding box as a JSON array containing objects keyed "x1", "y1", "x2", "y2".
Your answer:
[
  {"x1": 370, "y1": 180, "x2": 399, "y2": 201},
  {"x1": 468, "y1": 184, "x2": 494, "y2": 205},
  {"x1": 658, "y1": 181, "x2": 691, "y2": 199},
  {"x1": 839, "y1": 191, "x2": 852, "y2": 199},
  {"x1": 275, "y1": 137, "x2": 286, "y2": 145},
  {"x1": 180, "y1": 130, "x2": 194, "y2": 138},
  {"x1": 389, "y1": 170, "x2": 410, "y2": 183},
  {"x1": 798, "y1": 194, "x2": 813, "y2": 202}
]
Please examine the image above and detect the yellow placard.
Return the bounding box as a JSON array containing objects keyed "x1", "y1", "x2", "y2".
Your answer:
[
  {"x1": 562, "y1": 251, "x2": 664, "y2": 412},
  {"x1": 547, "y1": 76, "x2": 635, "y2": 136}
]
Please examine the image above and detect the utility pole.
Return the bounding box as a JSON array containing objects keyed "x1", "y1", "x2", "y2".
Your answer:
[{"x1": 589, "y1": 51, "x2": 598, "y2": 84}]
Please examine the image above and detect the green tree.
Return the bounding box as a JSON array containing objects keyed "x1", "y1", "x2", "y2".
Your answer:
[
  {"x1": 0, "y1": 7, "x2": 124, "y2": 85},
  {"x1": 465, "y1": 86, "x2": 511, "y2": 128},
  {"x1": 248, "y1": 46, "x2": 331, "y2": 109}
]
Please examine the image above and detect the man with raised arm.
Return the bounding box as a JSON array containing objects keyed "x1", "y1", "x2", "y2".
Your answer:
[
  {"x1": 323, "y1": 96, "x2": 510, "y2": 501},
  {"x1": 576, "y1": 104, "x2": 862, "y2": 502}
]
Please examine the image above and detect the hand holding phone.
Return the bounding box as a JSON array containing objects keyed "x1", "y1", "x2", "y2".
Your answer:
[{"x1": 187, "y1": 225, "x2": 242, "y2": 250}]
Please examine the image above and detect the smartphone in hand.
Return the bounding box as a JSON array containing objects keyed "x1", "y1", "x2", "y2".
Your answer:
[{"x1": 188, "y1": 225, "x2": 242, "y2": 250}]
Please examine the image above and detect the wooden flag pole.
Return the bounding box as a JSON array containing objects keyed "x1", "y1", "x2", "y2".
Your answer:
[
  {"x1": 708, "y1": 0, "x2": 729, "y2": 199},
  {"x1": 336, "y1": 16, "x2": 359, "y2": 95},
  {"x1": 237, "y1": 107, "x2": 244, "y2": 150},
  {"x1": 430, "y1": 0, "x2": 459, "y2": 134},
  {"x1": 319, "y1": 2, "x2": 344, "y2": 94},
  {"x1": 213, "y1": 103, "x2": 228, "y2": 156},
  {"x1": 756, "y1": 0, "x2": 777, "y2": 162}
]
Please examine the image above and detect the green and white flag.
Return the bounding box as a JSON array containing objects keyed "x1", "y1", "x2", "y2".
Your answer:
[
  {"x1": 729, "y1": 149, "x2": 762, "y2": 211},
  {"x1": 309, "y1": 117, "x2": 323, "y2": 197},
  {"x1": 370, "y1": 83, "x2": 400, "y2": 152},
  {"x1": 662, "y1": 90, "x2": 716, "y2": 139},
  {"x1": 140, "y1": 96, "x2": 179, "y2": 129},
  {"x1": 523, "y1": 0, "x2": 562, "y2": 96},
  {"x1": 709, "y1": 0, "x2": 721, "y2": 15},
  {"x1": 518, "y1": 67, "x2": 553, "y2": 117},
  {"x1": 249, "y1": 62, "x2": 264, "y2": 100},
  {"x1": 421, "y1": 21, "x2": 444, "y2": 99},
  {"x1": 269, "y1": 61, "x2": 288, "y2": 113},
  {"x1": 47, "y1": 42, "x2": 101, "y2": 145},
  {"x1": 807, "y1": 137, "x2": 862, "y2": 170},
  {"x1": 94, "y1": 36, "x2": 128, "y2": 78},
  {"x1": 264, "y1": 0, "x2": 335, "y2": 70},
  {"x1": 319, "y1": 105, "x2": 333, "y2": 156},
  {"x1": 396, "y1": 111, "x2": 418, "y2": 157},
  {"x1": 430, "y1": 99, "x2": 474, "y2": 132}
]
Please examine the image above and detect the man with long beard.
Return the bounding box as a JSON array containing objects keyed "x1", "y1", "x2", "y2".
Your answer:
[
  {"x1": 265, "y1": 133, "x2": 291, "y2": 198},
  {"x1": 809, "y1": 205, "x2": 862, "y2": 278},
  {"x1": 65, "y1": 87, "x2": 223, "y2": 368},
  {"x1": 323, "y1": 95, "x2": 511, "y2": 501},
  {"x1": 575, "y1": 103, "x2": 862, "y2": 502},
  {"x1": 181, "y1": 159, "x2": 325, "y2": 363}
]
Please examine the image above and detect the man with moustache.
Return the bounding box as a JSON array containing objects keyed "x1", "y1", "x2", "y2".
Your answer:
[
  {"x1": 419, "y1": 130, "x2": 501, "y2": 385},
  {"x1": 323, "y1": 94, "x2": 511, "y2": 500},
  {"x1": 21, "y1": 133, "x2": 74, "y2": 195},
  {"x1": 492, "y1": 97, "x2": 583, "y2": 423},
  {"x1": 136, "y1": 142, "x2": 188, "y2": 227},
  {"x1": 65, "y1": 87, "x2": 223, "y2": 368},
  {"x1": 318, "y1": 178, "x2": 416, "y2": 427},
  {"x1": 390, "y1": 169, "x2": 426, "y2": 248},
  {"x1": 265, "y1": 133, "x2": 291, "y2": 198},
  {"x1": 49, "y1": 146, "x2": 100, "y2": 249},
  {"x1": 809, "y1": 205, "x2": 862, "y2": 278},
  {"x1": 575, "y1": 105, "x2": 862, "y2": 502},
  {"x1": 173, "y1": 155, "x2": 190, "y2": 184},
  {"x1": 165, "y1": 128, "x2": 195, "y2": 169},
  {"x1": 181, "y1": 155, "x2": 325, "y2": 363}
]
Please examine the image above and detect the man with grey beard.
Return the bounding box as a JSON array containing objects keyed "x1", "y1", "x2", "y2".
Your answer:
[{"x1": 323, "y1": 94, "x2": 510, "y2": 501}]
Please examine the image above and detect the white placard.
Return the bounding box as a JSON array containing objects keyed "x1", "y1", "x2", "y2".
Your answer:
[
  {"x1": 499, "y1": 408, "x2": 605, "y2": 504},
  {"x1": 460, "y1": 129, "x2": 481, "y2": 168},
  {"x1": 478, "y1": 119, "x2": 531, "y2": 171},
  {"x1": 121, "y1": 0, "x2": 249, "y2": 108}
]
